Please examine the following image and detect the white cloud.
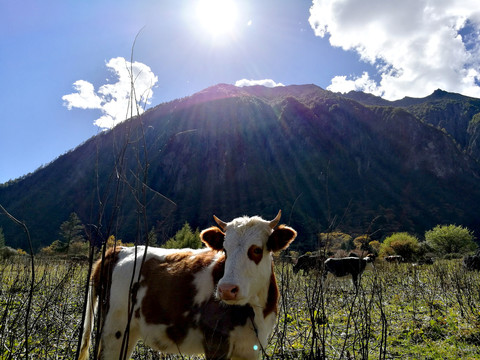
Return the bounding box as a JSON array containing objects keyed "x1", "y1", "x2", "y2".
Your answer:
[
  {"x1": 235, "y1": 79, "x2": 285, "y2": 88},
  {"x1": 309, "y1": 0, "x2": 480, "y2": 100},
  {"x1": 62, "y1": 57, "x2": 158, "y2": 129},
  {"x1": 328, "y1": 72, "x2": 382, "y2": 96},
  {"x1": 62, "y1": 80, "x2": 102, "y2": 110}
]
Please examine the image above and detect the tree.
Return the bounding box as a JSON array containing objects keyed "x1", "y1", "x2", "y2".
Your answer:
[
  {"x1": 59, "y1": 212, "x2": 84, "y2": 246},
  {"x1": 147, "y1": 227, "x2": 158, "y2": 246},
  {"x1": 425, "y1": 224, "x2": 477, "y2": 256},
  {"x1": 380, "y1": 232, "x2": 420, "y2": 261},
  {"x1": 162, "y1": 223, "x2": 202, "y2": 249}
]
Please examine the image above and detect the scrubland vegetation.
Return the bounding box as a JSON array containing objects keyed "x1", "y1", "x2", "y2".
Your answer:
[{"x1": 0, "y1": 255, "x2": 479, "y2": 359}]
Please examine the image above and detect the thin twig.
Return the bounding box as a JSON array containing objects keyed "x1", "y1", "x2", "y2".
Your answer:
[{"x1": 0, "y1": 204, "x2": 35, "y2": 358}]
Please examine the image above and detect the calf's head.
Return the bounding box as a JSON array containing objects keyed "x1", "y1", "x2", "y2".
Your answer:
[{"x1": 200, "y1": 211, "x2": 296, "y2": 305}]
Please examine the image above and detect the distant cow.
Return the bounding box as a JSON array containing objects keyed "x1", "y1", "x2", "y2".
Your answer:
[
  {"x1": 417, "y1": 257, "x2": 434, "y2": 265},
  {"x1": 463, "y1": 251, "x2": 480, "y2": 271},
  {"x1": 79, "y1": 211, "x2": 297, "y2": 360},
  {"x1": 323, "y1": 255, "x2": 375, "y2": 288},
  {"x1": 385, "y1": 255, "x2": 404, "y2": 263},
  {"x1": 293, "y1": 253, "x2": 325, "y2": 274}
]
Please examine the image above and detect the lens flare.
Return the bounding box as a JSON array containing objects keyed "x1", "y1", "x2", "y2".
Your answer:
[{"x1": 196, "y1": 0, "x2": 238, "y2": 38}]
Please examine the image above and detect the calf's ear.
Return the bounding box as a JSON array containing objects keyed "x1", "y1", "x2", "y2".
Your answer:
[
  {"x1": 200, "y1": 227, "x2": 225, "y2": 250},
  {"x1": 267, "y1": 225, "x2": 297, "y2": 253}
]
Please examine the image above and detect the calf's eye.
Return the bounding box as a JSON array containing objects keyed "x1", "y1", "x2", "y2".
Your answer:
[{"x1": 248, "y1": 245, "x2": 264, "y2": 265}]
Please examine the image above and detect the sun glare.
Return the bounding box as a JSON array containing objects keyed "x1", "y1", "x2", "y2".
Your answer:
[{"x1": 196, "y1": 0, "x2": 238, "y2": 38}]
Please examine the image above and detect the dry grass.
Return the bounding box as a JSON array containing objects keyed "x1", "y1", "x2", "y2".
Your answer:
[{"x1": 0, "y1": 257, "x2": 479, "y2": 359}]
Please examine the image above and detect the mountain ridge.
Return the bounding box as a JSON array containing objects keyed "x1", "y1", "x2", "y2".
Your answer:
[{"x1": 1, "y1": 84, "x2": 479, "y2": 251}]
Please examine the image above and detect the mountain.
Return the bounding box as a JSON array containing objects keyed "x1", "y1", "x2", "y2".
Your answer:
[
  {"x1": 344, "y1": 89, "x2": 480, "y2": 160},
  {"x1": 1, "y1": 84, "x2": 480, "y2": 252}
]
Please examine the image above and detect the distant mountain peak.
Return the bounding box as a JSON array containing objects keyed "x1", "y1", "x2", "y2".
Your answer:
[
  {"x1": 175, "y1": 83, "x2": 328, "y2": 109},
  {"x1": 189, "y1": 83, "x2": 245, "y2": 103},
  {"x1": 431, "y1": 88, "x2": 448, "y2": 97}
]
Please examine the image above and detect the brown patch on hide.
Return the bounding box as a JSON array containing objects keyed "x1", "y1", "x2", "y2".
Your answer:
[
  {"x1": 263, "y1": 263, "x2": 279, "y2": 318},
  {"x1": 247, "y1": 245, "x2": 263, "y2": 265},
  {"x1": 139, "y1": 250, "x2": 219, "y2": 345}
]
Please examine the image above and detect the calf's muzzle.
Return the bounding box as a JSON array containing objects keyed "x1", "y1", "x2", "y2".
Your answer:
[{"x1": 217, "y1": 283, "x2": 240, "y2": 301}]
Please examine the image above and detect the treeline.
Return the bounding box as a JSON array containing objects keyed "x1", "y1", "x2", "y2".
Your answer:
[
  {"x1": 1, "y1": 211, "x2": 477, "y2": 261},
  {"x1": 31, "y1": 212, "x2": 202, "y2": 258}
]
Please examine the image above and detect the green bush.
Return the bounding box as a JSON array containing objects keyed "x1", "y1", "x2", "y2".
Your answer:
[
  {"x1": 162, "y1": 222, "x2": 202, "y2": 249},
  {"x1": 0, "y1": 246, "x2": 18, "y2": 260},
  {"x1": 425, "y1": 224, "x2": 477, "y2": 256},
  {"x1": 380, "y1": 232, "x2": 420, "y2": 261},
  {"x1": 443, "y1": 253, "x2": 463, "y2": 260}
]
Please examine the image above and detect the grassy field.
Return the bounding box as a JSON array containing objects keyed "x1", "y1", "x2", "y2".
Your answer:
[{"x1": 0, "y1": 257, "x2": 479, "y2": 359}]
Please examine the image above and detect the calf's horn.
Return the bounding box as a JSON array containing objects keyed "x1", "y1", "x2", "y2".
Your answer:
[
  {"x1": 269, "y1": 210, "x2": 282, "y2": 229},
  {"x1": 213, "y1": 215, "x2": 227, "y2": 231}
]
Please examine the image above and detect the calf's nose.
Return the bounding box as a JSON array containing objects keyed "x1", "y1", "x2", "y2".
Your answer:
[{"x1": 218, "y1": 283, "x2": 239, "y2": 301}]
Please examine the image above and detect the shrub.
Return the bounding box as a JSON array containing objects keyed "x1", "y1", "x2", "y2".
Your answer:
[
  {"x1": 443, "y1": 253, "x2": 463, "y2": 260},
  {"x1": 162, "y1": 222, "x2": 201, "y2": 249},
  {"x1": 425, "y1": 224, "x2": 477, "y2": 256},
  {"x1": 68, "y1": 241, "x2": 89, "y2": 257},
  {"x1": 369, "y1": 240, "x2": 381, "y2": 255},
  {"x1": 380, "y1": 232, "x2": 420, "y2": 261},
  {"x1": 318, "y1": 231, "x2": 353, "y2": 254},
  {"x1": 354, "y1": 234, "x2": 372, "y2": 252},
  {"x1": 0, "y1": 246, "x2": 18, "y2": 260},
  {"x1": 105, "y1": 235, "x2": 134, "y2": 248}
]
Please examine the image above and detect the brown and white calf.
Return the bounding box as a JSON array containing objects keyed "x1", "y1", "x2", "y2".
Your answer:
[{"x1": 79, "y1": 211, "x2": 296, "y2": 360}]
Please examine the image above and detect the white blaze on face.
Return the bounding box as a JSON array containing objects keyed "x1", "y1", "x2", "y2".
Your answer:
[{"x1": 217, "y1": 216, "x2": 272, "y2": 305}]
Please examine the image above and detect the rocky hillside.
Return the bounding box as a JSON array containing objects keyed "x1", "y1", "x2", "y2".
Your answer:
[
  {"x1": 1, "y1": 84, "x2": 479, "y2": 252},
  {"x1": 344, "y1": 89, "x2": 480, "y2": 161}
]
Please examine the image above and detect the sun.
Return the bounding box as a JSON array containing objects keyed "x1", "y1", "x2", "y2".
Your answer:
[{"x1": 196, "y1": 0, "x2": 238, "y2": 38}]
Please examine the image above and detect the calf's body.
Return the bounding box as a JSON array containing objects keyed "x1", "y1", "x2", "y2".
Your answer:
[
  {"x1": 79, "y1": 212, "x2": 296, "y2": 360},
  {"x1": 323, "y1": 256, "x2": 374, "y2": 288}
]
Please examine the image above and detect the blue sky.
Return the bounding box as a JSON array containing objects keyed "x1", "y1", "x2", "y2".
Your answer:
[{"x1": 1, "y1": 0, "x2": 479, "y2": 183}]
